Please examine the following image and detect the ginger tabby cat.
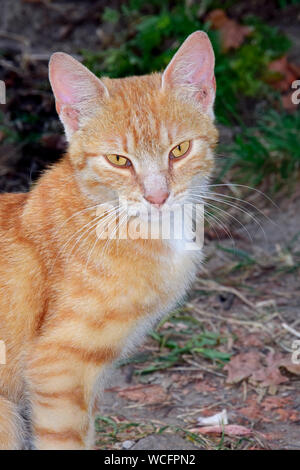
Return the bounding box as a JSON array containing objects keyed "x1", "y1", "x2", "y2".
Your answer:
[{"x1": 0, "y1": 31, "x2": 217, "y2": 449}]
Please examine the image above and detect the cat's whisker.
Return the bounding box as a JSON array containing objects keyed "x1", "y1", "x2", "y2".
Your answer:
[
  {"x1": 52, "y1": 200, "x2": 118, "y2": 237},
  {"x1": 65, "y1": 205, "x2": 121, "y2": 265},
  {"x1": 204, "y1": 211, "x2": 223, "y2": 242},
  {"x1": 188, "y1": 187, "x2": 268, "y2": 241},
  {"x1": 185, "y1": 194, "x2": 235, "y2": 245},
  {"x1": 50, "y1": 205, "x2": 120, "y2": 272},
  {"x1": 205, "y1": 209, "x2": 235, "y2": 245},
  {"x1": 101, "y1": 208, "x2": 128, "y2": 258},
  {"x1": 201, "y1": 195, "x2": 268, "y2": 241},
  {"x1": 85, "y1": 206, "x2": 126, "y2": 271},
  {"x1": 189, "y1": 197, "x2": 254, "y2": 243},
  {"x1": 201, "y1": 183, "x2": 279, "y2": 209},
  {"x1": 190, "y1": 187, "x2": 279, "y2": 230}
]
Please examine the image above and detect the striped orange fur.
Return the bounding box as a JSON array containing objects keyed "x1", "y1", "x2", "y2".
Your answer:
[{"x1": 0, "y1": 31, "x2": 218, "y2": 449}]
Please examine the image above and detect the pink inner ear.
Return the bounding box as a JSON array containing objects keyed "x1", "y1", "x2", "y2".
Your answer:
[
  {"x1": 62, "y1": 105, "x2": 79, "y2": 133},
  {"x1": 49, "y1": 52, "x2": 109, "y2": 138},
  {"x1": 162, "y1": 31, "x2": 215, "y2": 104},
  {"x1": 50, "y1": 67, "x2": 79, "y2": 106}
]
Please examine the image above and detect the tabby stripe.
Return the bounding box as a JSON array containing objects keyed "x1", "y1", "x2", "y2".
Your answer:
[
  {"x1": 33, "y1": 342, "x2": 118, "y2": 365},
  {"x1": 35, "y1": 427, "x2": 83, "y2": 444},
  {"x1": 34, "y1": 388, "x2": 86, "y2": 410}
]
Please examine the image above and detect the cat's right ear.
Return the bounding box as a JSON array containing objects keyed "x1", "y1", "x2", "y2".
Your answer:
[{"x1": 49, "y1": 53, "x2": 109, "y2": 141}]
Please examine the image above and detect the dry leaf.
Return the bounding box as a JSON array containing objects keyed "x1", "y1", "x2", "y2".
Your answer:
[
  {"x1": 193, "y1": 424, "x2": 253, "y2": 436},
  {"x1": 238, "y1": 402, "x2": 264, "y2": 421},
  {"x1": 224, "y1": 351, "x2": 261, "y2": 384},
  {"x1": 225, "y1": 350, "x2": 299, "y2": 387},
  {"x1": 206, "y1": 9, "x2": 252, "y2": 52},
  {"x1": 250, "y1": 360, "x2": 288, "y2": 387},
  {"x1": 275, "y1": 355, "x2": 300, "y2": 376},
  {"x1": 117, "y1": 384, "x2": 168, "y2": 405},
  {"x1": 261, "y1": 396, "x2": 292, "y2": 411},
  {"x1": 281, "y1": 91, "x2": 299, "y2": 111},
  {"x1": 267, "y1": 56, "x2": 298, "y2": 92}
]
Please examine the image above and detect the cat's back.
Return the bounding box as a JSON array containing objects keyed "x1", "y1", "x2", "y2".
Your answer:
[
  {"x1": 0, "y1": 192, "x2": 28, "y2": 233},
  {"x1": 0, "y1": 192, "x2": 45, "y2": 363}
]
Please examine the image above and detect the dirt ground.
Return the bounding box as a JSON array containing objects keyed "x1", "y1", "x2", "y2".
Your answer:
[
  {"x1": 98, "y1": 195, "x2": 300, "y2": 450},
  {"x1": 0, "y1": 0, "x2": 299, "y2": 451}
]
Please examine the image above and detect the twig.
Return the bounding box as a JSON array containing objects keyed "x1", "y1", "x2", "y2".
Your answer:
[
  {"x1": 0, "y1": 30, "x2": 29, "y2": 46},
  {"x1": 189, "y1": 305, "x2": 293, "y2": 352},
  {"x1": 282, "y1": 323, "x2": 300, "y2": 338},
  {"x1": 197, "y1": 279, "x2": 259, "y2": 312}
]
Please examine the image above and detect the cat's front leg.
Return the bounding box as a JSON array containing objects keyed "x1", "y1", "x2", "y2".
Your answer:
[{"x1": 26, "y1": 344, "x2": 101, "y2": 450}]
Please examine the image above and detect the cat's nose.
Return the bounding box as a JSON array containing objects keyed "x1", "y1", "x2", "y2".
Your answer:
[{"x1": 144, "y1": 190, "x2": 169, "y2": 208}]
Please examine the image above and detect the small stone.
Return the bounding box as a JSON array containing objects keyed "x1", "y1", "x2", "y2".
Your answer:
[{"x1": 122, "y1": 440, "x2": 135, "y2": 450}]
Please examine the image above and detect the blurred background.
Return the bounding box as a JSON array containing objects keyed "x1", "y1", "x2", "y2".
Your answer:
[
  {"x1": 0, "y1": 0, "x2": 300, "y2": 451},
  {"x1": 0, "y1": 0, "x2": 299, "y2": 193}
]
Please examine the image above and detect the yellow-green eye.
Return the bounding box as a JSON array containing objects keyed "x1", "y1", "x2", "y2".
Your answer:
[
  {"x1": 170, "y1": 141, "x2": 190, "y2": 159},
  {"x1": 106, "y1": 154, "x2": 131, "y2": 167}
]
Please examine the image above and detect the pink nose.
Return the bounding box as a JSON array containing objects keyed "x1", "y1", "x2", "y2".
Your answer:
[{"x1": 144, "y1": 190, "x2": 169, "y2": 208}]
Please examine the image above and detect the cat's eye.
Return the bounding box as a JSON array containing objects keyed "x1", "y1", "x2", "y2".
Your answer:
[
  {"x1": 106, "y1": 154, "x2": 131, "y2": 168},
  {"x1": 170, "y1": 141, "x2": 190, "y2": 159}
]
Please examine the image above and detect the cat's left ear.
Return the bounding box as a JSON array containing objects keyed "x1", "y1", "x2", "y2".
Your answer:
[
  {"x1": 49, "y1": 52, "x2": 109, "y2": 141},
  {"x1": 162, "y1": 31, "x2": 216, "y2": 119}
]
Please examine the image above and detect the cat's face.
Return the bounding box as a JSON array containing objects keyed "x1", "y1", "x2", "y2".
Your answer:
[{"x1": 49, "y1": 32, "x2": 217, "y2": 218}]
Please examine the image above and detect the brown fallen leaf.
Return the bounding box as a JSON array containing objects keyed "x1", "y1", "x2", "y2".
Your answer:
[
  {"x1": 281, "y1": 91, "x2": 299, "y2": 111},
  {"x1": 250, "y1": 364, "x2": 288, "y2": 387},
  {"x1": 275, "y1": 355, "x2": 300, "y2": 376},
  {"x1": 224, "y1": 351, "x2": 261, "y2": 384},
  {"x1": 116, "y1": 384, "x2": 168, "y2": 405},
  {"x1": 275, "y1": 408, "x2": 300, "y2": 422},
  {"x1": 264, "y1": 56, "x2": 300, "y2": 110},
  {"x1": 192, "y1": 424, "x2": 253, "y2": 436},
  {"x1": 238, "y1": 402, "x2": 263, "y2": 421},
  {"x1": 266, "y1": 56, "x2": 299, "y2": 92},
  {"x1": 206, "y1": 9, "x2": 252, "y2": 52},
  {"x1": 261, "y1": 396, "x2": 292, "y2": 411},
  {"x1": 260, "y1": 395, "x2": 299, "y2": 422},
  {"x1": 225, "y1": 350, "x2": 299, "y2": 387}
]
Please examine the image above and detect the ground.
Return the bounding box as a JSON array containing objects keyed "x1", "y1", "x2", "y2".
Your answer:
[
  {"x1": 97, "y1": 194, "x2": 300, "y2": 450},
  {"x1": 0, "y1": 0, "x2": 299, "y2": 451}
]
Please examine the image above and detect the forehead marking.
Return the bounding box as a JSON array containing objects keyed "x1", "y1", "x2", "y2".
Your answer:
[
  {"x1": 159, "y1": 123, "x2": 170, "y2": 147},
  {"x1": 126, "y1": 132, "x2": 135, "y2": 155}
]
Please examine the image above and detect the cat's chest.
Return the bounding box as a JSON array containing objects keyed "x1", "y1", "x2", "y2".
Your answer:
[
  {"x1": 117, "y1": 241, "x2": 202, "y2": 357},
  {"x1": 117, "y1": 241, "x2": 201, "y2": 313}
]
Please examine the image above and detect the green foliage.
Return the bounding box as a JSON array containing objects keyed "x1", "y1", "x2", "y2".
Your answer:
[
  {"x1": 102, "y1": 7, "x2": 120, "y2": 24},
  {"x1": 222, "y1": 109, "x2": 300, "y2": 190},
  {"x1": 277, "y1": 0, "x2": 300, "y2": 7},
  {"x1": 82, "y1": 1, "x2": 291, "y2": 125},
  {"x1": 132, "y1": 314, "x2": 231, "y2": 374}
]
